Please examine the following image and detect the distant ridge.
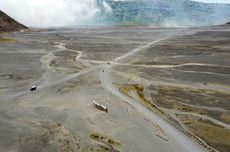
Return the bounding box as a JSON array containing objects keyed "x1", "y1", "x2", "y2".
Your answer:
[
  {"x1": 0, "y1": 10, "x2": 28, "y2": 32},
  {"x1": 97, "y1": 0, "x2": 230, "y2": 26}
]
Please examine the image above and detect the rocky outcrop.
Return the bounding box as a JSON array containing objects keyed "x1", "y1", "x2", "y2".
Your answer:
[{"x1": 0, "y1": 10, "x2": 28, "y2": 32}]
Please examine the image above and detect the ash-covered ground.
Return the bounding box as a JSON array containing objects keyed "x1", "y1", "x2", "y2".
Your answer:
[{"x1": 0, "y1": 25, "x2": 229, "y2": 152}]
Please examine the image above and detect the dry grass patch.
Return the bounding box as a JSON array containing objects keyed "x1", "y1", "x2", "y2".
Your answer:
[{"x1": 185, "y1": 119, "x2": 230, "y2": 152}]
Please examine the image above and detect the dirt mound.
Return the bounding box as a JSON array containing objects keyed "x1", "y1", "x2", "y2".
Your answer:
[{"x1": 0, "y1": 10, "x2": 28, "y2": 32}]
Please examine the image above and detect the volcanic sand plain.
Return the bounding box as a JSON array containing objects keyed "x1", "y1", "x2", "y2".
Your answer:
[{"x1": 0, "y1": 25, "x2": 229, "y2": 152}]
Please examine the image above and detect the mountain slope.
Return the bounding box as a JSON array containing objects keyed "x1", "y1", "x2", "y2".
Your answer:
[
  {"x1": 97, "y1": 0, "x2": 230, "y2": 26},
  {"x1": 0, "y1": 10, "x2": 28, "y2": 32}
]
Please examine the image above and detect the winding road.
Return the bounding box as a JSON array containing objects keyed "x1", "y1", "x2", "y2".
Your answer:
[
  {"x1": 98, "y1": 30, "x2": 207, "y2": 152},
  {"x1": 0, "y1": 28, "x2": 220, "y2": 152}
]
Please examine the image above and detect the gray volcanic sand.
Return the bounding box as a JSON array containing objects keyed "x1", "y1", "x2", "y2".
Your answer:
[{"x1": 0, "y1": 25, "x2": 229, "y2": 152}]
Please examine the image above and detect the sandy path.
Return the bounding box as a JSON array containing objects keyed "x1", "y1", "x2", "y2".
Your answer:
[
  {"x1": 113, "y1": 30, "x2": 182, "y2": 62},
  {"x1": 99, "y1": 65, "x2": 205, "y2": 152},
  {"x1": 163, "y1": 108, "x2": 230, "y2": 129},
  {"x1": 98, "y1": 30, "x2": 207, "y2": 152},
  {"x1": 1, "y1": 28, "x2": 223, "y2": 152},
  {"x1": 0, "y1": 40, "x2": 93, "y2": 102}
]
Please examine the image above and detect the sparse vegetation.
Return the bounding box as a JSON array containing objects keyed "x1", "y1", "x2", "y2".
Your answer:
[
  {"x1": 90, "y1": 133, "x2": 103, "y2": 140},
  {"x1": 0, "y1": 37, "x2": 16, "y2": 43},
  {"x1": 185, "y1": 119, "x2": 230, "y2": 152},
  {"x1": 120, "y1": 84, "x2": 165, "y2": 116},
  {"x1": 148, "y1": 84, "x2": 230, "y2": 151},
  {"x1": 89, "y1": 133, "x2": 121, "y2": 152},
  {"x1": 90, "y1": 133, "x2": 121, "y2": 146}
]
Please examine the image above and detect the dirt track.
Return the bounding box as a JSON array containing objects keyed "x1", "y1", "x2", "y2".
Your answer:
[{"x1": 0, "y1": 25, "x2": 229, "y2": 152}]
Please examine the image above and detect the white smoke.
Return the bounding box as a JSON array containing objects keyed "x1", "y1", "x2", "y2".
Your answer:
[
  {"x1": 1, "y1": 0, "x2": 229, "y2": 27},
  {"x1": 0, "y1": 0, "x2": 101, "y2": 27},
  {"x1": 103, "y1": 1, "x2": 113, "y2": 14}
]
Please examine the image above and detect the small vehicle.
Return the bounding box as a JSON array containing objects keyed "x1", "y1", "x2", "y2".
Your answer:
[
  {"x1": 93, "y1": 99, "x2": 108, "y2": 113},
  {"x1": 30, "y1": 86, "x2": 37, "y2": 91}
]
